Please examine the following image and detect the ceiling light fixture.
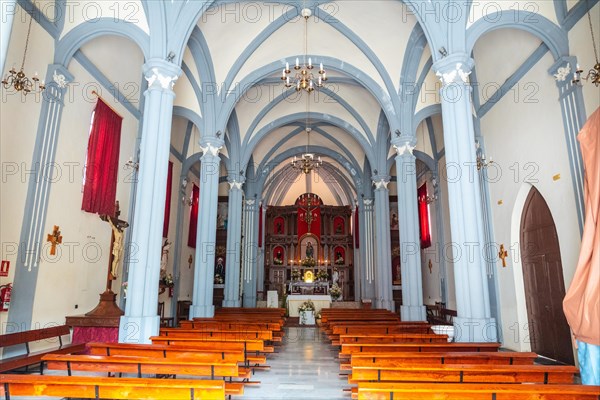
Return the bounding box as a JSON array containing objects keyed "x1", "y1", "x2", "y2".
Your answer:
[{"x1": 573, "y1": 3, "x2": 600, "y2": 86}]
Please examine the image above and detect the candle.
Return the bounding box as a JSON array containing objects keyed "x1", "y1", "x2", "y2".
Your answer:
[
  {"x1": 282, "y1": 69, "x2": 286, "y2": 78},
  {"x1": 286, "y1": 62, "x2": 289, "y2": 71},
  {"x1": 296, "y1": 57, "x2": 299, "y2": 68},
  {"x1": 320, "y1": 62, "x2": 323, "y2": 71},
  {"x1": 308, "y1": 57, "x2": 312, "y2": 67}
]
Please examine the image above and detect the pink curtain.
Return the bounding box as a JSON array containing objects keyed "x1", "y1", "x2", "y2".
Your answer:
[
  {"x1": 418, "y1": 183, "x2": 432, "y2": 249},
  {"x1": 187, "y1": 184, "x2": 199, "y2": 248},
  {"x1": 163, "y1": 161, "x2": 173, "y2": 238},
  {"x1": 81, "y1": 99, "x2": 123, "y2": 216},
  {"x1": 563, "y1": 107, "x2": 600, "y2": 346}
]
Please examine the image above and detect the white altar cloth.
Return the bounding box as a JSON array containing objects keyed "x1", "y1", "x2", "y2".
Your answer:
[{"x1": 287, "y1": 294, "x2": 332, "y2": 317}]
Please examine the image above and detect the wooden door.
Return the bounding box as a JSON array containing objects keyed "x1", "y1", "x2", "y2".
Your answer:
[{"x1": 520, "y1": 187, "x2": 574, "y2": 364}]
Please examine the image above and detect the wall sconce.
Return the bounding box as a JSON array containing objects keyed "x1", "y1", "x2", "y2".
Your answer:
[
  {"x1": 476, "y1": 153, "x2": 493, "y2": 170},
  {"x1": 124, "y1": 156, "x2": 139, "y2": 171}
]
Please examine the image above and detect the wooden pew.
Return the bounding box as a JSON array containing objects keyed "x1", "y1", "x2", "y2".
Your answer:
[
  {"x1": 42, "y1": 353, "x2": 250, "y2": 380},
  {"x1": 338, "y1": 333, "x2": 448, "y2": 345},
  {"x1": 0, "y1": 325, "x2": 86, "y2": 373},
  {"x1": 348, "y1": 363, "x2": 579, "y2": 384},
  {"x1": 340, "y1": 342, "x2": 501, "y2": 357},
  {"x1": 342, "y1": 351, "x2": 538, "y2": 371},
  {"x1": 180, "y1": 320, "x2": 282, "y2": 332},
  {"x1": 0, "y1": 374, "x2": 228, "y2": 400},
  {"x1": 88, "y1": 342, "x2": 267, "y2": 368},
  {"x1": 160, "y1": 328, "x2": 274, "y2": 341},
  {"x1": 356, "y1": 381, "x2": 600, "y2": 400},
  {"x1": 150, "y1": 335, "x2": 273, "y2": 353}
]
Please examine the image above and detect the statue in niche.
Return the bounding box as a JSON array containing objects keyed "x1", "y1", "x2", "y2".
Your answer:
[
  {"x1": 391, "y1": 212, "x2": 399, "y2": 230},
  {"x1": 276, "y1": 221, "x2": 283, "y2": 234},
  {"x1": 305, "y1": 242, "x2": 314, "y2": 259},
  {"x1": 215, "y1": 257, "x2": 225, "y2": 279}
]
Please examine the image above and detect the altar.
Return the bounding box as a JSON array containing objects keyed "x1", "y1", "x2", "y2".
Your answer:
[{"x1": 286, "y1": 294, "x2": 331, "y2": 317}]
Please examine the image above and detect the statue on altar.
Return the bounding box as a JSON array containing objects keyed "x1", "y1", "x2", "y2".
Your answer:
[{"x1": 160, "y1": 239, "x2": 171, "y2": 278}]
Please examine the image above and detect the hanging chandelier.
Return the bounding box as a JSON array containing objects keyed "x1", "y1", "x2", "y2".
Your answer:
[
  {"x1": 2, "y1": 8, "x2": 45, "y2": 95},
  {"x1": 291, "y1": 95, "x2": 322, "y2": 174},
  {"x1": 573, "y1": 4, "x2": 600, "y2": 86},
  {"x1": 281, "y1": 8, "x2": 327, "y2": 92}
]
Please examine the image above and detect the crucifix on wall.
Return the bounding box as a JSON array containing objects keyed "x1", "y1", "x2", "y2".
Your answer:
[
  {"x1": 299, "y1": 196, "x2": 319, "y2": 233},
  {"x1": 46, "y1": 225, "x2": 62, "y2": 256}
]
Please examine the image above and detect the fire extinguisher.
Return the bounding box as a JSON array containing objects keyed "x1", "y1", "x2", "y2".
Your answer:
[{"x1": 0, "y1": 283, "x2": 12, "y2": 311}]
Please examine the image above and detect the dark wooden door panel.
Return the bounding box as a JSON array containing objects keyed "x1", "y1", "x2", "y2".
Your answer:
[{"x1": 520, "y1": 188, "x2": 574, "y2": 365}]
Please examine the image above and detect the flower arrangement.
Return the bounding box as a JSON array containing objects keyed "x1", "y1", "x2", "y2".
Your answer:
[
  {"x1": 335, "y1": 257, "x2": 345, "y2": 265},
  {"x1": 301, "y1": 257, "x2": 316, "y2": 267},
  {"x1": 298, "y1": 299, "x2": 316, "y2": 313},
  {"x1": 273, "y1": 257, "x2": 283, "y2": 265},
  {"x1": 316, "y1": 269, "x2": 328, "y2": 281},
  {"x1": 291, "y1": 269, "x2": 301, "y2": 281},
  {"x1": 160, "y1": 274, "x2": 174, "y2": 288},
  {"x1": 329, "y1": 284, "x2": 342, "y2": 300},
  {"x1": 214, "y1": 274, "x2": 224, "y2": 284}
]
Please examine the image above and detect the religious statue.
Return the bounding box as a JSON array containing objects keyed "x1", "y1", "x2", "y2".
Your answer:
[
  {"x1": 305, "y1": 242, "x2": 314, "y2": 259},
  {"x1": 160, "y1": 239, "x2": 171, "y2": 277},
  {"x1": 215, "y1": 256, "x2": 225, "y2": 278},
  {"x1": 391, "y1": 212, "x2": 399, "y2": 230},
  {"x1": 101, "y1": 201, "x2": 129, "y2": 280},
  {"x1": 335, "y1": 251, "x2": 344, "y2": 265},
  {"x1": 332, "y1": 268, "x2": 339, "y2": 285}
]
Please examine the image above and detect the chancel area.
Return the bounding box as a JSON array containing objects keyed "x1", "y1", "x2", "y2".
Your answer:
[{"x1": 1, "y1": 0, "x2": 599, "y2": 397}]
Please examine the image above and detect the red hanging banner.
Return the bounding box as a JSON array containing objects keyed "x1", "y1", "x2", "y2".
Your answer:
[
  {"x1": 163, "y1": 161, "x2": 173, "y2": 238},
  {"x1": 417, "y1": 183, "x2": 432, "y2": 249},
  {"x1": 188, "y1": 184, "x2": 199, "y2": 248}
]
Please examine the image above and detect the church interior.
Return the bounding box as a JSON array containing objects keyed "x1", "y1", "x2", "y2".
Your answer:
[{"x1": 1, "y1": 0, "x2": 599, "y2": 397}]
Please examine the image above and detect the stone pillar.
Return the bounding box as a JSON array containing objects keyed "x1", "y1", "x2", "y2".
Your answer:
[
  {"x1": 433, "y1": 54, "x2": 496, "y2": 342},
  {"x1": 373, "y1": 178, "x2": 394, "y2": 311},
  {"x1": 222, "y1": 178, "x2": 244, "y2": 307},
  {"x1": 360, "y1": 198, "x2": 375, "y2": 301},
  {"x1": 120, "y1": 59, "x2": 181, "y2": 343},
  {"x1": 394, "y1": 141, "x2": 426, "y2": 321},
  {"x1": 549, "y1": 56, "x2": 586, "y2": 234},
  {"x1": 6, "y1": 65, "x2": 73, "y2": 335},
  {"x1": 189, "y1": 142, "x2": 222, "y2": 318},
  {"x1": 242, "y1": 199, "x2": 258, "y2": 307}
]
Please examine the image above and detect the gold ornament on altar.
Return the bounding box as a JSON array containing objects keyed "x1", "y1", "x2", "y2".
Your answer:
[{"x1": 303, "y1": 270, "x2": 314, "y2": 283}]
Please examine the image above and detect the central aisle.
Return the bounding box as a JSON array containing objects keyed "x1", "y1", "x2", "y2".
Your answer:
[{"x1": 244, "y1": 327, "x2": 348, "y2": 400}]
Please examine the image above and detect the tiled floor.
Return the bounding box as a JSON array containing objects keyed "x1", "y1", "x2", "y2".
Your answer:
[{"x1": 242, "y1": 327, "x2": 349, "y2": 400}]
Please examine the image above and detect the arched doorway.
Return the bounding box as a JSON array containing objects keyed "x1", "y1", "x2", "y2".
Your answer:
[{"x1": 520, "y1": 187, "x2": 574, "y2": 364}]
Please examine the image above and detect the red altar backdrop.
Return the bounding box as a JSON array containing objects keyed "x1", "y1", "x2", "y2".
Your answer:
[{"x1": 296, "y1": 193, "x2": 322, "y2": 240}]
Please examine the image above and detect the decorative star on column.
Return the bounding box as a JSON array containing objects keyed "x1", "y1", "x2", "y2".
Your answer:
[
  {"x1": 363, "y1": 199, "x2": 373, "y2": 206},
  {"x1": 228, "y1": 180, "x2": 243, "y2": 191}
]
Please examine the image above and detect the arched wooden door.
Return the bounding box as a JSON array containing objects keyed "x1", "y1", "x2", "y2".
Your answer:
[{"x1": 520, "y1": 187, "x2": 574, "y2": 364}]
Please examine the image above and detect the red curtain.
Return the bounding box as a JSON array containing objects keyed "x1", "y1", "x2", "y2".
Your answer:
[
  {"x1": 354, "y1": 206, "x2": 360, "y2": 248},
  {"x1": 188, "y1": 184, "x2": 199, "y2": 248},
  {"x1": 418, "y1": 183, "x2": 432, "y2": 249},
  {"x1": 81, "y1": 99, "x2": 123, "y2": 216},
  {"x1": 258, "y1": 205, "x2": 263, "y2": 248},
  {"x1": 163, "y1": 161, "x2": 173, "y2": 238}
]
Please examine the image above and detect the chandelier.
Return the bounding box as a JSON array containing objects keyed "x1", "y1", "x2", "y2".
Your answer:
[
  {"x1": 291, "y1": 95, "x2": 322, "y2": 174},
  {"x1": 2, "y1": 8, "x2": 45, "y2": 95},
  {"x1": 281, "y1": 8, "x2": 327, "y2": 92},
  {"x1": 573, "y1": 4, "x2": 600, "y2": 86}
]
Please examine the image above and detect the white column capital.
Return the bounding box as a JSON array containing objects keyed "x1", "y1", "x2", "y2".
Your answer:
[
  {"x1": 52, "y1": 70, "x2": 69, "y2": 88},
  {"x1": 245, "y1": 199, "x2": 256, "y2": 206},
  {"x1": 143, "y1": 59, "x2": 182, "y2": 91},
  {"x1": 228, "y1": 180, "x2": 244, "y2": 191},
  {"x1": 200, "y1": 143, "x2": 222, "y2": 158},
  {"x1": 433, "y1": 54, "x2": 474, "y2": 87},
  {"x1": 372, "y1": 178, "x2": 390, "y2": 190},
  {"x1": 393, "y1": 142, "x2": 415, "y2": 156},
  {"x1": 363, "y1": 198, "x2": 373, "y2": 207}
]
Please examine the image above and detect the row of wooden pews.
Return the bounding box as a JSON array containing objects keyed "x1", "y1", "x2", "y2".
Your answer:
[
  {"x1": 0, "y1": 308, "x2": 287, "y2": 400},
  {"x1": 320, "y1": 308, "x2": 600, "y2": 400}
]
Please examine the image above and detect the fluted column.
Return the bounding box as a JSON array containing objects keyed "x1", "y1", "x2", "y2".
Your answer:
[
  {"x1": 433, "y1": 54, "x2": 496, "y2": 342},
  {"x1": 373, "y1": 178, "x2": 394, "y2": 311},
  {"x1": 242, "y1": 199, "x2": 258, "y2": 307},
  {"x1": 394, "y1": 141, "x2": 426, "y2": 321},
  {"x1": 120, "y1": 59, "x2": 181, "y2": 343},
  {"x1": 222, "y1": 178, "x2": 244, "y2": 307},
  {"x1": 360, "y1": 198, "x2": 375, "y2": 301},
  {"x1": 189, "y1": 142, "x2": 222, "y2": 318}
]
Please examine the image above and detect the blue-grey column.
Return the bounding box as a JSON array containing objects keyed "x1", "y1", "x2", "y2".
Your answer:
[
  {"x1": 256, "y1": 203, "x2": 266, "y2": 299},
  {"x1": 0, "y1": 0, "x2": 17, "y2": 75},
  {"x1": 373, "y1": 178, "x2": 394, "y2": 311},
  {"x1": 242, "y1": 199, "x2": 258, "y2": 307},
  {"x1": 360, "y1": 198, "x2": 375, "y2": 301},
  {"x1": 189, "y1": 142, "x2": 222, "y2": 318},
  {"x1": 393, "y1": 141, "x2": 426, "y2": 321},
  {"x1": 549, "y1": 56, "x2": 586, "y2": 234},
  {"x1": 120, "y1": 59, "x2": 181, "y2": 343},
  {"x1": 5, "y1": 64, "x2": 72, "y2": 338},
  {"x1": 433, "y1": 54, "x2": 496, "y2": 342},
  {"x1": 222, "y1": 178, "x2": 244, "y2": 307}
]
